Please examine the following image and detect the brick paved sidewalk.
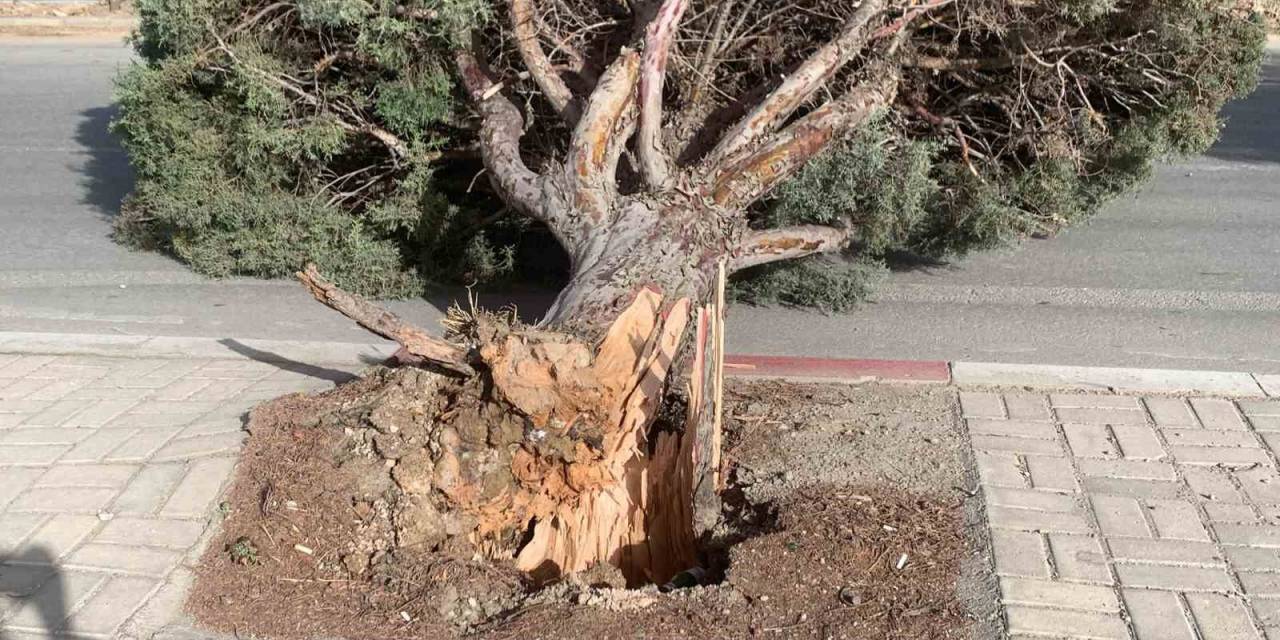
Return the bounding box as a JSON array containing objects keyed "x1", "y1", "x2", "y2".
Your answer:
[
  {"x1": 965, "y1": 390, "x2": 1280, "y2": 639},
  {"x1": 0, "y1": 353, "x2": 360, "y2": 639}
]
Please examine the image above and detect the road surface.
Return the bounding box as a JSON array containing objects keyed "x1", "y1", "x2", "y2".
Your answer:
[{"x1": 1, "y1": 36, "x2": 1277, "y2": 372}]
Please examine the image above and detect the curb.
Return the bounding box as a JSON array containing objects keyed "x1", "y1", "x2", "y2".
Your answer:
[
  {"x1": 0, "y1": 331, "x2": 1275, "y2": 398},
  {"x1": 0, "y1": 15, "x2": 135, "y2": 35}
]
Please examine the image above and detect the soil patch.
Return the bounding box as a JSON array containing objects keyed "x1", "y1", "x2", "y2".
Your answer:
[{"x1": 187, "y1": 370, "x2": 993, "y2": 639}]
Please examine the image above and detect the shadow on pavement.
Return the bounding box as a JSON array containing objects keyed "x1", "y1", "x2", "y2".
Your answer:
[
  {"x1": 75, "y1": 105, "x2": 136, "y2": 219},
  {"x1": 218, "y1": 339, "x2": 363, "y2": 383},
  {"x1": 0, "y1": 547, "x2": 69, "y2": 638},
  {"x1": 1207, "y1": 56, "x2": 1280, "y2": 165}
]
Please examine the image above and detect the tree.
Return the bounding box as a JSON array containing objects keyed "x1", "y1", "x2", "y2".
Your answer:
[{"x1": 119, "y1": 0, "x2": 1265, "y2": 585}]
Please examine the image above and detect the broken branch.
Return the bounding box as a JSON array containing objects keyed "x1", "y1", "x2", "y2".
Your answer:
[
  {"x1": 636, "y1": 0, "x2": 689, "y2": 188},
  {"x1": 508, "y1": 0, "x2": 580, "y2": 122},
  {"x1": 729, "y1": 225, "x2": 854, "y2": 272},
  {"x1": 297, "y1": 264, "x2": 475, "y2": 376}
]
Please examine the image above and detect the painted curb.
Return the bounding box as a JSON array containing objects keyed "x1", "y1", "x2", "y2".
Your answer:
[
  {"x1": 1, "y1": 331, "x2": 1276, "y2": 397},
  {"x1": 725, "y1": 355, "x2": 951, "y2": 384}
]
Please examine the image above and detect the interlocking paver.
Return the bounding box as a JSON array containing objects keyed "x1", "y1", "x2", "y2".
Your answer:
[
  {"x1": 1114, "y1": 564, "x2": 1235, "y2": 591},
  {"x1": 999, "y1": 577, "x2": 1119, "y2": 612},
  {"x1": 1004, "y1": 394, "x2": 1052, "y2": 421},
  {"x1": 988, "y1": 505, "x2": 1091, "y2": 533},
  {"x1": 1046, "y1": 533, "x2": 1111, "y2": 584},
  {"x1": 1005, "y1": 605, "x2": 1129, "y2": 639},
  {"x1": 985, "y1": 487, "x2": 1078, "y2": 512},
  {"x1": 159, "y1": 457, "x2": 238, "y2": 518},
  {"x1": 967, "y1": 419, "x2": 1057, "y2": 439},
  {"x1": 1107, "y1": 537, "x2": 1222, "y2": 565},
  {"x1": 1184, "y1": 467, "x2": 1246, "y2": 502},
  {"x1": 1051, "y1": 395, "x2": 1143, "y2": 410},
  {"x1": 1146, "y1": 397, "x2": 1200, "y2": 427},
  {"x1": 67, "y1": 575, "x2": 161, "y2": 635},
  {"x1": 105, "y1": 427, "x2": 182, "y2": 462},
  {"x1": 959, "y1": 392, "x2": 1005, "y2": 418},
  {"x1": 972, "y1": 434, "x2": 1063, "y2": 455},
  {"x1": 1064, "y1": 423, "x2": 1116, "y2": 458},
  {"x1": 151, "y1": 431, "x2": 244, "y2": 461},
  {"x1": 989, "y1": 529, "x2": 1049, "y2": 578},
  {"x1": 1171, "y1": 445, "x2": 1273, "y2": 466},
  {"x1": 1091, "y1": 494, "x2": 1151, "y2": 537},
  {"x1": 1191, "y1": 398, "x2": 1248, "y2": 430},
  {"x1": 94, "y1": 518, "x2": 207, "y2": 550},
  {"x1": 1164, "y1": 429, "x2": 1259, "y2": 448},
  {"x1": 64, "y1": 543, "x2": 181, "y2": 576},
  {"x1": 2, "y1": 570, "x2": 101, "y2": 632},
  {"x1": 34, "y1": 464, "x2": 138, "y2": 488},
  {"x1": 1026, "y1": 456, "x2": 1078, "y2": 492},
  {"x1": 1124, "y1": 589, "x2": 1196, "y2": 640},
  {"x1": 8, "y1": 487, "x2": 118, "y2": 514},
  {"x1": 1056, "y1": 406, "x2": 1149, "y2": 425},
  {"x1": 22, "y1": 515, "x2": 101, "y2": 559},
  {"x1": 976, "y1": 452, "x2": 1027, "y2": 488},
  {"x1": 1147, "y1": 499, "x2": 1212, "y2": 541},
  {"x1": 112, "y1": 463, "x2": 189, "y2": 516},
  {"x1": 1078, "y1": 458, "x2": 1177, "y2": 481}
]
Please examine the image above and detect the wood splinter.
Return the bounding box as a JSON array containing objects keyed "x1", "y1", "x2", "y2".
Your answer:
[{"x1": 296, "y1": 264, "x2": 475, "y2": 376}]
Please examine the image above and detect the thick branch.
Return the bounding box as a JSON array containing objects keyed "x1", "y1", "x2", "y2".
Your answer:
[
  {"x1": 704, "y1": 0, "x2": 887, "y2": 168},
  {"x1": 296, "y1": 265, "x2": 474, "y2": 376},
  {"x1": 455, "y1": 49, "x2": 561, "y2": 239},
  {"x1": 729, "y1": 225, "x2": 853, "y2": 272},
  {"x1": 636, "y1": 0, "x2": 689, "y2": 188},
  {"x1": 565, "y1": 50, "x2": 641, "y2": 222},
  {"x1": 709, "y1": 73, "x2": 899, "y2": 209},
  {"x1": 508, "y1": 0, "x2": 579, "y2": 123}
]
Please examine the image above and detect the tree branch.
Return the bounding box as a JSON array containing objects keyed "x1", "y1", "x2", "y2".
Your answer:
[
  {"x1": 508, "y1": 0, "x2": 580, "y2": 123},
  {"x1": 565, "y1": 49, "x2": 641, "y2": 224},
  {"x1": 455, "y1": 49, "x2": 559, "y2": 239},
  {"x1": 708, "y1": 72, "x2": 899, "y2": 210},
  {"x1": 729, "y1": 225, "x2": 853, "y2": 272},
  {"x1": 704, "y1": 0, "x2": 887, "y2": 168},
  {"x1": 636, "y1": 0, "x2": 689, "y2": 188},
  {"x1": 296, "y1": 265, "x2": 475, "y2": 376}
]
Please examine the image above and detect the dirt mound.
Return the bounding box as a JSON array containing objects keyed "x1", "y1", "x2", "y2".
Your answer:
[{"x1": 187, "y1": 371, "x2": 982, "y2": 639}]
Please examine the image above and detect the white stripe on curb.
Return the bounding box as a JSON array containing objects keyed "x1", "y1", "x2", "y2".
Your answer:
[{"x1": 952, "y1": 361, "x2": 1268, "y2": 397}]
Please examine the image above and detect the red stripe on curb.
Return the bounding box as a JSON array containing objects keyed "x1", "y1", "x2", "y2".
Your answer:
[{"x1": 724, "y1": 355, "x2": 951, "y2": 383}]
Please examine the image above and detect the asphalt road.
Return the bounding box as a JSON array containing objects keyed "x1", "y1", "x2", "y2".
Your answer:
[{"x1": 1, "y1": 36, "x2": 1278, "y2": 372}]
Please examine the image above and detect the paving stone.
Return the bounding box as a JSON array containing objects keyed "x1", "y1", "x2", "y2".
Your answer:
[
  {"x1": 1107, "y1": 537, "x2": 1222, "y2": 565},
  {"x1": 0, "y1": 356, "x2": 56, "y2": 379},
  {"x1": 1078, "y1": 459, "x2": 1176, "y2": 481},
  {"x1": 1051, "y1": 395, "x2": 1142, "y2": 409},
  {"x1": 988, "y1": 506, "x2": 1091, "y2": 533},
  {"x1": 1252, "y1": 599, "x2": 1280, "y2": 628},
  {"x1": 1215, "y1": 524, "x2": 1280, "y2": 547},
  {"x1": 959, "y1": 392, "x2": 1005, "y2": 418},
  {"x1": 95, "y1": 518, "x2": 206, "y2": 550},
  {"x1": 1124, "y1": 589, "x2": 1196, "y2": 640},
  {"x1": 0, "y1": 379, "x2": 55, "y2": 401},
  {"x1": 149, "y1": 379, "x2": 212, "y2": 402},
  {"x1": 1146, "y1": 499, "x2": 1211, "y2": 541},
  {"x1": 1083, "y1": 477, "x2": 1185, "y2": 500},
  {"x1": 159, "y1": 457, "x2": 237, "y2": 518},
  {"x1": 1114, "y1": 564, "x2": 1234, "y2": 591},
  {"x1": 1241, "y1": 400, "x2": 1280, "y2": 417},
  {"x1": 0, "y1": 563, "x2": 56, "y2": 597},
  {"x1": 0, "y1": 444, "x2": 69, "y2": 466},
  {"x1": 103, "y1": 413, "x2": 199, "y2": 429},
  {"x1": 151, "y1": 431, "x2": 244, "y2": 461},
  {"x1": 64, "y1": 543, "x2": 180, "y2": 576},
  {"x1": 2, "y1": 570, "x2": 101, "y2": 632},
  {"x1": 999, "y1": 577, "x2": 1119, "y2": 612},
  {"x1": 0, "y1": 514, "x2": 46, "y2": 553},
  {"x1": 975, "y1": 452, "x2": 1028, "y2": 488},
  {"x1": 111, "y1": 463, "x2": 188, "y2": 516},
  {"x1": 103, "y1": 428, "x2": 181, "y2": 463},
  {"x1": 194, "y1": 379, "x2": 257, "y2": 403},
  {"x1": 176, "y1": 419, "x2": 243, "y2": 438},
  {"x1": 989, "y1": 530, "x2": 1049, "y2": 578},
  {"x1": 0, "y1": 467, "x2": 45, "y2": 508},
  {"x1": 1064, "y1": 424, "x2": 1116, "y2": 458},
  {"x1": 60, "y1": 429, "x2": 135, "y2": 464},
  {"x1": 62, "y1": 400, "x2": 138, "y2": 429},
  {"x1": 1172, "y1": 445, "x2": 1273, "y2": 466},
  {"x1": 1235, "y1": 467, "x2": 1280, "y2": 505},
  {"x1": 0, "y1": 428, "x2": 91, "y2": 445},
  {"x1": 1239, "y1": 572, "x2": 1280, "y2": 597},
  {"x1": 967, "y1": 419, "x2": 1057, "y2": 440},
  {"x1": 1205, "y1": 502, "x2": 1258, "y2": 523},
  {"x1": 21, "y1": 515, "x2": 101, "y2": 559},
  {"x1": 7, "y1": 487, "x2": 117, "y2": 514},
  {"x1": 1183, "y1": 467, "x2": 1246, "y2": 502},
  {"x1": 63, "y1": 386, "x2": 153, "y2": 402},
  {"x1": 1003, "y1": 394, "x2": 1053, "y2": 421},
  {"x1": 126, "y1": 401, "x2": 223, "y2": 416},
  {"x1": 1055, "y1": 407, "x2": 1148, "y2": 425},
  {"x1": 1091, "y1": 495, "x2": 1151, "y2": 537},
  {"x1": 1164, "y1": 429, "x2": 1260, "y2": 448},
  {"x1": 1191, "y1": 398, "x2": 1248, "y2": 430},
  {"x1": 985, "y1": 487, "x2": 1078, "y2": 512},
  {"x1": 1004, "y1": 605, "x2": 1128, "y2": 639},
  {"x1": 1255, "y1": 417, "x2": 1280, "y2": 432},
  {"x1": 66, "y1": 575, "x2": 160, "y2": 635},
  {"x1": 34, "y1": 464, "x2": 138, "y2": 488},
  {"x1": 21, "y1": 399, "x2": 95, "y2": 428},
  {"x1": 1046, "y1": 533, "x2": 1111, "y2": 583},
  {"x1": 1026, "y1": 455, "x2": 1078, "y2": 492},
  {"x1": 1146, "y1": 397, "x2": 1201, "y2": 427},
  {"x1": 972, "y1": 434, "x2": 1063, "y2": 455},
  {"x1": 1112, "y1": 425, "x2": 1166, "y2": 460},
  {"x1": 0, "y1": 413, "x2": 30, "y2": 428},
  {"x1": 1226, "y1": 545, "x2": 1280, "y2": 571}
]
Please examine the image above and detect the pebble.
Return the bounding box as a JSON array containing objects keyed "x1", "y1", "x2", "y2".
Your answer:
[{"x1": 97, "y1": 511, "x2": 114, "y2": 521}]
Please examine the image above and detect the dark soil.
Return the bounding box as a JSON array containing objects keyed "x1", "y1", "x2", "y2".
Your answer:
[{"x1": 187, "y1": 371, "x2": 988, "y2": 639}]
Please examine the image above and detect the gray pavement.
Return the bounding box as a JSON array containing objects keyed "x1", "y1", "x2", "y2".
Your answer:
[{"x1": 1, "y1": 36, "x2": 1278, "y2": 372}]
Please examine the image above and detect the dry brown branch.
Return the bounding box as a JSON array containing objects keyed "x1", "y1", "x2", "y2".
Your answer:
[
  {"x1": 296, "y1": 265, "x2": 474, "y2": 376},
  {"x1": 508, "y1": 0, "x2": 580, "y2": 122}
]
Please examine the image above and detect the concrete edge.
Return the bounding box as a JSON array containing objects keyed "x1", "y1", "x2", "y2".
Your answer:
[
  {"x1": 0, "y1": 14, "x2": 135, "y2": 36},
  {"x1": 1, "y1": 331, "x2": 1276, "y2": 398}
]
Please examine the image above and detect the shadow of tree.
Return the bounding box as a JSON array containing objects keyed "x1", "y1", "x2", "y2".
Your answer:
[
  {"x1": 0, "y1": 547, "x2": 69, "y2": 638},
  {"x1": 74, "y1": 104, "x2": 136, "y2": 220},
  {"x1": 217, "y1": 339, "x2": 365, "y2": 383}
]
